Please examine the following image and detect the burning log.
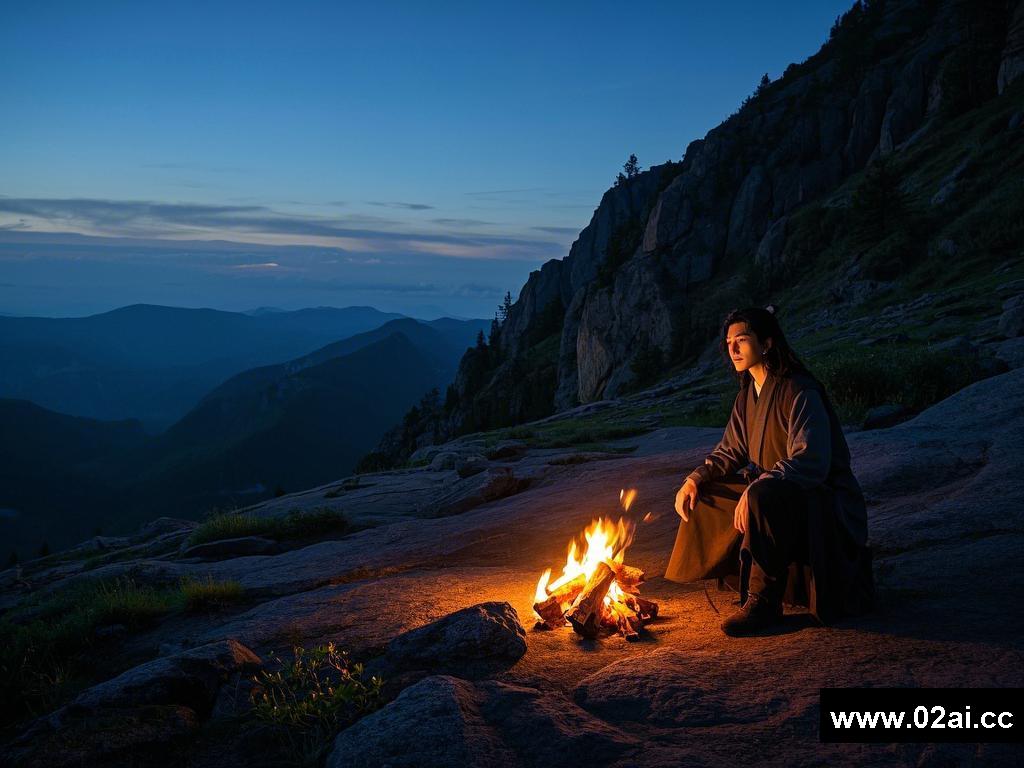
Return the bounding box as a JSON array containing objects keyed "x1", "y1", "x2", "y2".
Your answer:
[
  {"x1": 531, "y1": 511, "x2": 659, "y2": 641},
  {"x1": 609, "y1": 562, "x2": 645, "y2": 589},
  {"x1": 624, "y1": 594, "x2": 659, "y2": 621},
  {"x1": 567, "y1": 562, "x2": 616, "y2": 639},
  {"x1": 617, "y1": 612, "x2": 640, "y2": 641},
  {"x1": 532, "y1": 573, "x2": 587, "y2": 628}
]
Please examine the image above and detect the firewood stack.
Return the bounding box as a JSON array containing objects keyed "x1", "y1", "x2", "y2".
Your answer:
[{"x1": 533, "y1": 559, "x2": 658, "y2": 641}]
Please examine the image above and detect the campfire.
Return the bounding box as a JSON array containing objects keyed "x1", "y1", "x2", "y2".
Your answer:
[{"x1": 532, "y1": 489, "x2": 658, "y2": 640}]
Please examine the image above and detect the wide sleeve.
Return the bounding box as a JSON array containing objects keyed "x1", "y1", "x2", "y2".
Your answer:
[
  {"x1": 763, "y1": 388, "x2": 832, "y2": 488},
  {"x1": 686, "y1": 391, "x2": 748, "y2": 485}
]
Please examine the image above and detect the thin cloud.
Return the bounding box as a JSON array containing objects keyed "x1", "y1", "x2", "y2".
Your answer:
[
  {"x1": 530, "y1": 225, "x2": 580, "y2": 236},
  {"x1": 366, "y1": 201, "x2": 435, "y2": 210},
  {"x1": 430, "y1": 217, "x2": 496, "y2": 227},
  {"x1": 0, "y1": 196, "x2": 564, "y2": 262},
  {"x1": 232, "y1": 262, "x2": 280, "y2": 270}
]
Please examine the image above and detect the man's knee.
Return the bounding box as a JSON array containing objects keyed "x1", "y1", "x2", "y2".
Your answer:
[{"x1": 746, "y1": 477, "x2": 789, "y2": 508}]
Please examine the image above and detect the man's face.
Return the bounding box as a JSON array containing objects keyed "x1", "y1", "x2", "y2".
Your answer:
[{"x1": 725, "y1": 322, "x2": 766, "y2": 373}]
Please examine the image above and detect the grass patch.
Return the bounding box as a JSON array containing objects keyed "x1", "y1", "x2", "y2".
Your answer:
[
  {"x1": 1, "y1": 574, "x2": 249, "y2": 725},
  {"x1": 810, "y1": 342, "x2": 982, "y2": 424},
  {"x1": 0, "y1": 577, "x2": 185, "y2": 723},
  {"x1": 181, "y1": 575, "x2": 244, "y2": 612},
  {"x1": 251, "y1": 643, "x2": 383, "y2": 766},
  {"x1": 490, "y1": 419, "x2": 650, "y2": 450},
  {"x1": 190, "y1": 507, "x2": 349, "y2": 546}
]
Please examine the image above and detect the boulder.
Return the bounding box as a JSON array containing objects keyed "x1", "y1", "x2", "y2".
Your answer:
[
  {"x1": 180, "y1": 536, "x2": 280, "y2": 560},
  {"x1": 71, "y1": 639, "x2": 262, "y2": 717},
  {"x1": 862, "y1": 404, "x2": 911, "y2": 430},
  {"x1": 409, "y1": 444, "x2": 447, "y2": 465},
  {"x1": 455, "y1": 454, "x2": 488, "y2": 478},
  {"x1": 383, "y1": 601, "x2": 527, "y2": 677},
  {"x1": 428, "y1": 451, "x2": 460, "y2": 471},
  {"x1": 423, "y1": 468, "x2": 529, "y2": 518},
  {"x1": 326, "y1": 675, "x2": 636, "y2": 768}
]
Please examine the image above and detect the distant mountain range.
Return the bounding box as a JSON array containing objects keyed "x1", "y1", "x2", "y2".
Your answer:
[
  {"x1": 0, "y1": 304, "x2": 409, "y2": 431},
  {"x1": 0, "y1": 307, "x2": 489, "y2": 559}
]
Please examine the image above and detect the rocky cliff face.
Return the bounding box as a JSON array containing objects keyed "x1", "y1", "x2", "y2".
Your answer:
[{"x1": 383, "y1": 0, "x2": 1023, "y2": 457}]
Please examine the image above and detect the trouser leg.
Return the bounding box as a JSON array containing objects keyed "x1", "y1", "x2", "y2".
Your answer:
[
  {"x1": 664, "y1": 476, "x2": 746, "y2": 583},
  {"x1": 742, "y1": 478, "x2": 808, "y2": 603}
]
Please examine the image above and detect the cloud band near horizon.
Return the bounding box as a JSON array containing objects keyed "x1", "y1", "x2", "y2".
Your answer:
[{"x1": 0, "y1": 196, "x2": 577, "y2": 261}]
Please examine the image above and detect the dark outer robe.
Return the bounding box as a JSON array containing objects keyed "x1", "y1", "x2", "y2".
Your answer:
[{"x1": 665, "y1": 371, "x2": 874, "y2": 623}]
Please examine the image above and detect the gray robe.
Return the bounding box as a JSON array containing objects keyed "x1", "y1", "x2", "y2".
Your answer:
[{"x1": 670, "y1": 372, "x2": 874, "y2": 622}]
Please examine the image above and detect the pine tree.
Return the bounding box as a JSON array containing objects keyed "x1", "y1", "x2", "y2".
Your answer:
[
  {"x1": 37, "y1": 540, "x2": 50, "y2": 558},
  {"x1": 475, "y1": 330, "x2": 487, "y2": 350},
  {"x1": 623, "y1": 153, "x2": 640, "y2": 178},
  {"x1": 499, "y1": 291, "x2": 513, "y2": 323},
  {"x1": 489, "y1": 316, "x2": 501, "y2": 347},
  {"x1": 756, "y1": 73, "x2": 771, "y2": 95}
]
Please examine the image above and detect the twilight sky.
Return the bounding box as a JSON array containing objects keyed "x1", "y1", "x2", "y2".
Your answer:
[{"x1": 0, "y1": 0, "x2": 852, "y2": 319}]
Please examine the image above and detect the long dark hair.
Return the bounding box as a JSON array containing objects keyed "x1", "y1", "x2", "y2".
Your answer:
[{"x1": 720, "y1": 306, "x2": 809, "y2": 383}]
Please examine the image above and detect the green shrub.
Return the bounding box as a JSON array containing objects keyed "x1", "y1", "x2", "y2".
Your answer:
[{"x1": 251, "y1": 643, "x2": 383, "y2": 765}]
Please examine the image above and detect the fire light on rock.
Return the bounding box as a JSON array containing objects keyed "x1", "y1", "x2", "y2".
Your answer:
[{"x1": 532, "y1": 490, "x2": 658, "y2": 640}]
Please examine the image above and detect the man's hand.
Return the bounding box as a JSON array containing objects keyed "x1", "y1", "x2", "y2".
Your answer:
[
  {"x1": 734, "y1": 487, "x2": 749, "y2": 533},
  {"x1": 674, "y1": 478, "x2": 699, "y2": 522}
]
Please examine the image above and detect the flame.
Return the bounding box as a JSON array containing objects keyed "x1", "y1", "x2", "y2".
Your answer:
[
  {"x1": 539, "y1": 517, "x2": 635, "y2": 596},
  {"x1": 534, "y1": 568, "x2": 552, "y2": 603},
  {"x1": 533, "y1": 493, "x2": 654, "y2": 636},
  {"x1": 619, "y1": 488, "x2": 637, "y2": 512}
]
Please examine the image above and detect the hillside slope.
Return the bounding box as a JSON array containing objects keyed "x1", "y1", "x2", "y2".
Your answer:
[{"x1": 402, "y1": 0, "x2": 1024, "y2": 457}]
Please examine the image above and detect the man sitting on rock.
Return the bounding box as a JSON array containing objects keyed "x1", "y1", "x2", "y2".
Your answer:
[{"x1": 667, "y1": 306, "x2": 874, "y2": 636}]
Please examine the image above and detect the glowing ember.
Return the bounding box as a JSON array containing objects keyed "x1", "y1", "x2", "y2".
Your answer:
[{"x1": 531, "y1": 489, "x2": 658, "y2": 640}]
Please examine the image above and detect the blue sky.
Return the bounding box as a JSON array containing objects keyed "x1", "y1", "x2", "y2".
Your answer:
[{"x1": 0, "y1": 1, "x2": 853, "y2": 318}]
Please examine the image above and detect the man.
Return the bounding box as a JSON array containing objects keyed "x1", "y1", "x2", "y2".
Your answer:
[{"x1": 666, "y1": 307, "x2": 874, "y2": 636}]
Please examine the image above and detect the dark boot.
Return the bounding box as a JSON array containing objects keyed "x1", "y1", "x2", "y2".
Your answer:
[{"x1": 720, "y1": 593, "x2": 783, "y2": 637}]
